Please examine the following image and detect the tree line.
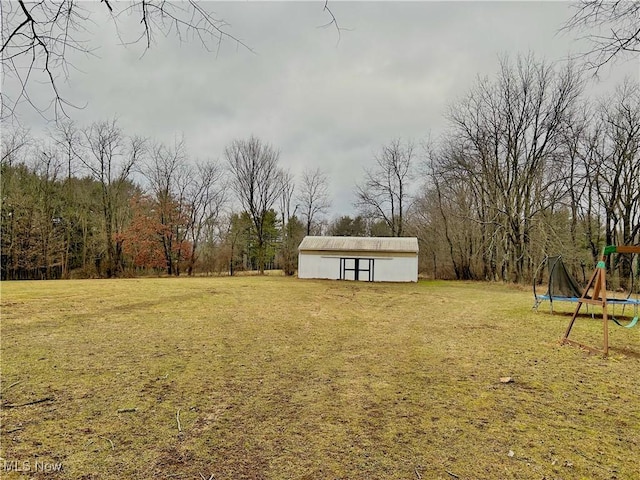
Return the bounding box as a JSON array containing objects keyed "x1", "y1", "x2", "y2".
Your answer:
[
  {"x1": 331, "y1": 56, "x2": 638, "y2": 285},
  {"x1": 2, "y1": 55, "x2": 639, "y2": 283},
  {"x1": 417, "y1": 57, "x2": 639, "y2": 283},
  {"x1": 0, "y1": 125, "x2": 332, "y2": 279}
]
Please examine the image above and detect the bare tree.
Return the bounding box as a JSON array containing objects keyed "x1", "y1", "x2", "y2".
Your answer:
[
  {"x1": 53, "y1": 120, "x2": 83, "y2": 180},
  {"x1": 1, "y1": 125, "x2": 32, "y2": 166},
  {"x1": 225, "y1": 136, "x2": 284, "y2": 274},
  {"x1": 433, "y1": 54, "x2": 583, "y2": 282},
  {"x1": 278, "y1": 171, "x2": 297, "y2": 275},
  {"x1": 422, "y1": 139, "x2": 485, "y2": 280},
  {"x1": 81, "y1": 119, "x2": 145, "y2": 277},
  {"x1": 142, "y1": 137, "x2": 192, "y2": 276},
  {"x1": 563, "y1": 1, "x2": 640, "y2": 72},
  {"x1": 355, "y1": 138, "x2": 415, "y2": 237},
  {"x1": 297, "y1": 168, "x2": 330, "y2": 236},
  {"x1": 184, "y1": 159, "x2": 227, "y2": 276},
  {"x1": 279, "y1": 170, "x2": 296, "y2": 225},
  {"x1": 594, "y1": 80, "x2": 640, "y2": 249}
]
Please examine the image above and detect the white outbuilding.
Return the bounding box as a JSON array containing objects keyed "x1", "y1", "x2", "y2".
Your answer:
[{"x1": 297, "y1": 236, "x2": 419, "y2": 282}]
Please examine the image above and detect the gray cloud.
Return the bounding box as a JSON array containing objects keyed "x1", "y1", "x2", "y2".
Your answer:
[{"x1": 6, "y1": 1, "x2": 637, "y2": 217}]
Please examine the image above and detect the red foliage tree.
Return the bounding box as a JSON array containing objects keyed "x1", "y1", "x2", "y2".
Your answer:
[
  {"x1": 120, "y1": 195, "x2": 167, "y2": 270},
  {"x1": 120, "y1": 194, "x2": 194, "y2": 274}
]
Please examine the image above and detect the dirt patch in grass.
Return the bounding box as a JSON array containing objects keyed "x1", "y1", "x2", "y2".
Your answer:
[{"x1": 1, "y1": 277, "x2": 639, "y2": 479}]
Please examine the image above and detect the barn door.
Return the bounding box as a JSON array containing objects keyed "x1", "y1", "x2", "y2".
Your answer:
[{"x1": 340, "y1": 258, "x2": 374, "y2": 281}]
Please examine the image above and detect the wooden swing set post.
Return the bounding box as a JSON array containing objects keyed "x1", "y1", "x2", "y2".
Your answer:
[{"x1": 562, "y1": 245, "x2": 640, "y2": 356}]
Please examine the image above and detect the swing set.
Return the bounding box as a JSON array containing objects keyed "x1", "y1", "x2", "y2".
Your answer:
[{"x1": 562, "y1": 245, "x2": 640, "y2": 355}]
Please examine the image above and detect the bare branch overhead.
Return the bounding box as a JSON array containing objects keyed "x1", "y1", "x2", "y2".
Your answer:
[
  {"x1": 562, "y1": 1, "x2": 640, "y2": 73},
  {"x1": 0, "y1": 0, "x2": 252, "y2": 122}
]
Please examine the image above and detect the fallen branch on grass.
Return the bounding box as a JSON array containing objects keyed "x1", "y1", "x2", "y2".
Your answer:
[
  {"x1": 4, "y1": 380, "x2": 22, "y2": 391},
  {"x1": 116, "y1": 408, "x2": 137, "y2": 413},
  {"x1": 3, "y1": 396, "x2": 54, "y2": 408},
  {"x1": 99, "y1": 436, "x2": 115, "y2": 450},
  {"x1": 446, "y1": 471, "x2": 460, "y2": 479},
  {"x1": 176, "y1": 408, "x2": 182, "y2": 432}
]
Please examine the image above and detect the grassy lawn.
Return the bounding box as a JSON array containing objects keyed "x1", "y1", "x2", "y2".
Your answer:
[{"x1": 1, "y1": 276, "x2": 639, "y2": 479}]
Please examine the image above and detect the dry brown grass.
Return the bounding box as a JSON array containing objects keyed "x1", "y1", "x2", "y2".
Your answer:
[{"x1": 1, "y1": 277, "x2": 639, "y2": 479}]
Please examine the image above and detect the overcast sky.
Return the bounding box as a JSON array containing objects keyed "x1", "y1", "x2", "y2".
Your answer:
[{"x1": 6, "y1": 1, "x2": 639, "y2": 217}]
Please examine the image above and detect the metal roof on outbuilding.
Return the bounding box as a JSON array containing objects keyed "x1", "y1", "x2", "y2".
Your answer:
[{"x1": 298, "y1": 236, "x2": 419, "y2": 253}]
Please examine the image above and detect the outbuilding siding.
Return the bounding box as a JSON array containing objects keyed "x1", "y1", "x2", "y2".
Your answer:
[{"x1": 297, "y1": 236, "x2": 418, "y2": 282}]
